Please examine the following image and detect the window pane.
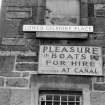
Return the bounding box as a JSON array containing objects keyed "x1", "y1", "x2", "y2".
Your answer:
[
  {"x1": 61, "y1": 102, "x2": 67, "y2": 105},
  {"x1": 61, "y1": 96, "x2": 67, "y2": 101},
  {"x1": 68, "y1": 96, "x2": 75, "y2": 101},
  {"x1": 41, "y1": 101, "x2": 45, "y2": 105},
  {"x1": 68, "y1": 102, "x2": 75, "y2": 105},
  {"x1": 76, "y1": 102, "x2": 80, "y2": 105},
  {"x1": 76, "y1": 96, "x2": 80, "y2": 101},
  {"x1": 40, "y1": 95, "x2": 46, "y2": 101},
  {"x1": 53, "y1": 102, "x2": 60, "y2": 105},
  {"x1": 46, "y1": 102, "x2": 52, "y2": 105},
  {"x1": 46, "y1": 95, "x2": 52, "y2": 100},
  {"x1": 54, "y1": 95, "x2": 60, "y2": 101},
  {"x1": 46, "y1": 0, "x2": 80, "y2": 25}
]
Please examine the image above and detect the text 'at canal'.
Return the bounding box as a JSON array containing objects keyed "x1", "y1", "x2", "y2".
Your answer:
[{"x1": 38, "y1": 45, "x2": 102, "y2": 76}]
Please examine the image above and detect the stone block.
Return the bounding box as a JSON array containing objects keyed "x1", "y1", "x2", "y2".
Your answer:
[
  {"x1": 0, "y1": 89, "x2": 11, "y2": 105},
  {"x1": 95, "y1": 10, "x2": 105, "y2": 17},
  {"x1": 6, "y1": 11, "x2": 31, "y2": 19},
  {"x1": 37, "y1": 0, "x2": 46, "y2": 6},
  {"x1": 0, "y1": 51, "x2": 36, "y2": 56},
  {"x1": 88, "y1": 33, "x2": 105, "y2": 46},
  {"x1": 94, "y1": 4, "x2": 105, "y2": 17},
  {"x1": 0, "y1": 56, "x2": 15, "y2": 74},
  {"x1": 10, "y1": 89, "x2": 31, "y2": 105},
  {"x1": 6, "y1": 7, "x2": 32, "y2": 12},
  {"x1": 16, "y1": 55, "x2": 38, "y2": 62},
  {"x1": 88, "y1": 3, "x2": 94, "y2": 17},
  {"x1": 66, "y1": 37, "x2": 104, "y2": 47},
  {"x1": 5, "y1": 0, "x2": 36, "y2": 6},
  {"x1": 0, "y1": 39, "x2": 2, "y2": 45},
  {"x1": 0, "y1": 89, "x2": 31, "y2": 105},
  {"x1": 21, "y1": 72, "x2": 30, "y2": 77},
  {"x1": 102, "y1": 66, "x2": 105, "y2": 75},
  {"x1": 0, "y1": 45, "x2": 28, "y2": 51},
  {"x1": 0, "y1": 56, "x2": 21, "y2": 77},
  {"x1": 6, "y1": 6, "x2": 32, "y2": 20},
  {"x1": 80, "y1": 18, "x2": 88, "y2": 25},
  {"x1": 40, "y1": 39, "x2": 61, "y2": 45},
  {"x1": 24, "y1": 39, "x2": 39, "y2": 51},
  {"x1": 90, "y1": 92, "x2": 105, "y2": 105},
  {"x1": 16, "y1": 63, "x2": 38, "y2": 71},
  {"x1": 0, "y1": 72, "x2": 29, "y2": 77},
  {"x1": 0, "y1": 77, "x2": 4, "y2": 86},
  {"x1": 95, "y1": 77, "x2": 104, "y2": 82},
  {"x1": 6, "y1": 78, "x2": 29, "y2": 87},
  {"x1": 94, "y1": 17, "x2": 105, "y2": 32},
  {"x1": 89, "y1": 0, "x2": 105, "y2": 4},
  {"x1": 4, "y1": 19, "x2": 21, "y2": 37},
  {"x1": 23, "y1": 33, "x2": 36, "y2": 39},
  {"x1": 88, "y1": 17, "x2": 95, "y2": 25},
  {"x1": 2, "y1": 38, "x2": 26, "y2": 45},
  {"x1": 81, "y1": 2, "x2": 88, "y2": 18},
  {"x1": 89, "y1": 41, "x2": 105, "y2": 47},
  {"x1": 0, "y1": 72, "x2": 21, "y2": 77},
  {"x1": 90, "y1": 33, "x2": 105, "y2": 40},
  {"x1": 103, "y1": 55, "x2": 105, "y2": 65},
  {"x1": 35, "y1": 6, "x2": 45, "y2": 24},
  {"x1": 81, "y1": 0, "x2": 88, "y2": 3},
  {"x1": 102, "y1": 47, "x2": 105, "y2": 55},
  {"x1": 88, "y1": 0, "x2": 93, "y2": 3},
  {"x1": 94, "y1": 83, "x2": 105, "y2": 91},
  {"x1": 31, "y1": 75, "x2": 91, "y2": 85}
]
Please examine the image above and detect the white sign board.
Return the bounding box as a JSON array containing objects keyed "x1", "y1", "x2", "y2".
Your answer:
[
  {"x1": 38, "y1": 45, "x2": 102, "y2": 76},
  {"x1": 23, "y1": 25, "x2": 93, "y2": 32}
]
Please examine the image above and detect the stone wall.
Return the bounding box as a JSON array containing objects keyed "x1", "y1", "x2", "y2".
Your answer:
[{"x1": 0, "y1": 0, "x2": 105, "y2": 105}]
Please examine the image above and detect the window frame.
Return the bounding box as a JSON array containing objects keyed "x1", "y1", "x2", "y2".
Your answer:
[
  {"x1": 45, "y1": 0, "x2": 80, "y2": 25},
  {"x1": 36, "y1": 0, "x2": 88, "y2": 25},
  {"x1": 39, "y1": 90, "x2": 83, "y2": 105},
  {"x1": 30, "y1": 75, "x2": 91, "y2": 105}
]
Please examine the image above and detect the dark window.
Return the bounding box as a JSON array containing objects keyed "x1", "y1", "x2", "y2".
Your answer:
[
  {"x1": 39, "y1": 90, "x2": 82, "y2": 105},
  {"x1": 45, "y1": 0, "x2": 80, "y2": 25},
  {"x1": 37, "y1": 0, "x2": 80, "y2": 25}
]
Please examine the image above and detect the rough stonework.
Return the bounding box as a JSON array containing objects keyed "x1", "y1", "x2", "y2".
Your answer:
[
  {"x1": 0, "y1": 89, "x2": 31, "y2": 105},
  {"x1": 0, "y1": 89, "x2": 11, "y2": 105},
  {"x1": 91, "y1": 92, "x2": 105, "y2": 105},
  {"x1": 6, "y1": 78, "x2": 29, "y2": 88},
  {"x1": 10, "y1": 89, "x2": 31, "y2": 105},
  {"x1": 0, "y1": 0, "x2": 105, "y2": 105}
]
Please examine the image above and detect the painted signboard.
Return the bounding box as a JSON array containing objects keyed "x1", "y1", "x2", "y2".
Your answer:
[{"x1": 38, "y1": 45, "x2": 102, "y2": 76}]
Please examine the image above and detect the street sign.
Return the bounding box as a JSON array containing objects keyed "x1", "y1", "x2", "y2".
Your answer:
[{"x1": 23, "y1": 25, "x2": 93, "y2": 32}]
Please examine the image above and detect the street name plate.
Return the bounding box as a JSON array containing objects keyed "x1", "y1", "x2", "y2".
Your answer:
[{"x1": 23, "y1": 25, "x2": 93, "y2": 32}]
